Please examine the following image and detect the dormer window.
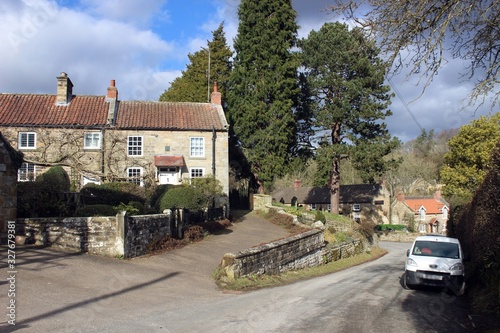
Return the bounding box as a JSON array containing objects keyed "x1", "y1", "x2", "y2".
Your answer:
[{"x1": 419, "y1": 207, "x2": 426, "y2": 221}]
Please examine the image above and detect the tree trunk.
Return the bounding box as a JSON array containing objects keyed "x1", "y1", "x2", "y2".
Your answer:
[{"x1": 330, "y1": 158, "x2": 341, "y2": 214}]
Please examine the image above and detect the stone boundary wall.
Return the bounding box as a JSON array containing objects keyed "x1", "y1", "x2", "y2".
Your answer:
[
  {"x1": 219, "y1": 230, "x2": 371, "y2": 280},
  {"x1": 15, "y1": 212, "x2": 174, "y2": 258},
  {"x1": 322, "y1": 239, "x2": 364, "y2": 263},
  {"x1": 15, "y1": 216, "x2": 120, "y2": 256},
  {"x1": 124, "y1": 213, "x2": 172, "y2": 258},
  {"x1": 220, "y1": 229, "x2": 325, "y2": 279}
]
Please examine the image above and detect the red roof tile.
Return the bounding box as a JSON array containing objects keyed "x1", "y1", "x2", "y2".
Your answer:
[
  {"x1": 404, "y1": 198, "x2": 447, "y2": 214},
  {"x1": 0, "y1": 94, "x2": 109, "y2": 127},
  {"x1": 154, "y1": 155, "x2": 185, "y2": 167},
  {"x1": 115, "y1": 101, "x2": 227, "y2": 130}
]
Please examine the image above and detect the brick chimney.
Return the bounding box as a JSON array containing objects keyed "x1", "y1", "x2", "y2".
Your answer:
[
  {"x1": 106, "y1": 79, "x2": 118, "y2": 101},
  {"x1": 397, "y1": 192, "x2": 405, "y2": 202},
  {"x1": 56, "y1": 72, "x2": 73, "y2": 105},
  {"x1": 210, "y1": 82, "x2": 221, "y2": 105},
  {"x1": 106, "y1": 80, "x2": 118, "y2": 125},
  {"x1": 294, "y1": 179, "x2": 302, "y2": 190},
  {"x1": 434, "y1": 189, "x2": 442, "y2": 201}
]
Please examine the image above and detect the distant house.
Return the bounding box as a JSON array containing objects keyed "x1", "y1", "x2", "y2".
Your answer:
[
  {"x1": 0, "y1": 73, "x2": 230, "y2": 196},
  {"x1": 391, "y1": 191, "x2": 449, "y2": 234},
  {"x1": 271, "y1": 180, "x2": 390, "y2": 223}
]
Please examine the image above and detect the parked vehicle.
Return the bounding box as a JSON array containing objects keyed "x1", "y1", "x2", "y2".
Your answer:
[{"x1": 404, "y1": 234, "x2": 465, "y2": 295}]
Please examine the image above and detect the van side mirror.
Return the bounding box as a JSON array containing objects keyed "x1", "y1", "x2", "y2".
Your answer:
[{"x1": 406, "y1": 249, "x2": 410, "y2": 257}]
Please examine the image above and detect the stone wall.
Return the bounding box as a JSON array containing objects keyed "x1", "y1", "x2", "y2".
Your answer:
[
  {"x1": 15, "y1": 212, "x2": 174, "y2": 258},
  {"x1": 219, "y1": 228, "x2": 372, "y2": 280},
  {"x1": 15, "y1": 216, "x2": 121, "y2": 256},
  {"x1": 123, "y1": 213, "x2": 172, "y2": 258},
  {"x1": 220, "y1": 229, "x2": 325, "y2": 279}
]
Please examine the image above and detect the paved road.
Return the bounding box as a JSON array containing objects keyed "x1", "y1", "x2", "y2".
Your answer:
[{"x1": 1, "y1": 213, "x2": 473, "y2": 332}]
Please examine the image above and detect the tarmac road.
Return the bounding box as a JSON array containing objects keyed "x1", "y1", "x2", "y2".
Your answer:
[{"x1": 0, "y1": 212, "x2": 478, "y2": 332}]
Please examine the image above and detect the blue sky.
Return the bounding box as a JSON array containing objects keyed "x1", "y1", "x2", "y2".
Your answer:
[{"x1": 0, "y1": 0, "x2": 494, "y2": 142}]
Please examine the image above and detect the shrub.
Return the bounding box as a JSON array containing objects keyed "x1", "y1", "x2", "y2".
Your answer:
[
  {"x1": 314, "y1": 210, "x2": 326, "y2": 224},
  {"x1": 37, "y1": 166, "x2": 71, "y2": 191},
  {"x1": 75, "y1": 204, "x2": 116, "y2": 217},
  {"x1": 114, "y1": 201, "x2": 144, "y2": 216},
  {"x1": 149, "y1": 184, "x2": 173, "y2": 212},
  {"x1": 158, "y1": 185, "x2": 206, "y2": 211},
  {"x1": 80, "y1": 182, "x2": 145, "y2": 206}
]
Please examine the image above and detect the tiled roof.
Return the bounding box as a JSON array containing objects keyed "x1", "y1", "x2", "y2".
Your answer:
[
  {"x1": 272, "y1": 184, "x2": 382, "y2": 204},
  {"x1": 0, "y1": 94, "x2": 228, "y2": 131},
  {"x1": 115, "y1": 101, "x2": 227, "y2": 131},
  {"x1": 154, "y1": 155, "x2": 185, "y2": 167},
  {"x1": 403, "y1": 198, "x2": 447, "y2": 214},
  {"x1": 0, "y1": 94, "x2": 109, "y2": 127}
]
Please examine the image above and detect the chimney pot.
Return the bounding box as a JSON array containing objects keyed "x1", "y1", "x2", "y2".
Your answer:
[{"x1": 294, "y1": 179, "x2": 302, "y2": 190}]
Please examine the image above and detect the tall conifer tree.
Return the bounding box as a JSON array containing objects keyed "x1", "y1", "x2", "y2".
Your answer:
[
  {"x1": 227, "y1": 0, "x2": 300, "y2": 192},
  {"x1": 159, "y1": 23, "x2": 232, "y2": 103}
]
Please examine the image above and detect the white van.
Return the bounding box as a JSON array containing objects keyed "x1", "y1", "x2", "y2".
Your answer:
[{"x1": 404, "y1": 235, "x2": 465, "y2": 294}]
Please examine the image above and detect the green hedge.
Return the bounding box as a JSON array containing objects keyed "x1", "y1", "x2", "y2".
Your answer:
[
  {"x1": 74, "y1": 204, "x2": 116, "y2": 217},
  {"x1": 80, "y1": 183, "x2": 146, "y2": 206},
  {"x1": 158, "y1": 185, "x2": 206, "y2": 211},
  {"x1": 374, "y1": 224, "x2": 407, "y2": 231}
]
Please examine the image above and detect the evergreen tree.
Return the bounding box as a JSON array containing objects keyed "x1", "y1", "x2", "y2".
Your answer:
[
  {"x1": 159, "y1": 23, "x2": 233, "y2": 103},
  {"x1": 300, "y1": 22, "x2": 399, "y2": 213},
  {"x1": 440, "y1": 113, "x2": 500, "y2": 200},
  {"x1": 227, "y1": 0, "x2": 300, "y2": 192}
]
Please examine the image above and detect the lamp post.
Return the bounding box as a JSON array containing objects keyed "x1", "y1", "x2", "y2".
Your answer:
[{"x1": 201, "y1": 46, "x2": 210, "y2": 102}]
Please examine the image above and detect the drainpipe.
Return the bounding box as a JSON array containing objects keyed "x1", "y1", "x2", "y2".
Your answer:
[{"x1": 212, "y1": 126, "x2": 216, "y2": 176}]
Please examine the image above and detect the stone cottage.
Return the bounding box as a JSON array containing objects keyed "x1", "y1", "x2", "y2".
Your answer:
[
  {"x1": 0, "y1": 73, "x2": 230, "y2": 196},
  {"x1": 391, "y1": 191, "x2": 449, "y2": 234}
]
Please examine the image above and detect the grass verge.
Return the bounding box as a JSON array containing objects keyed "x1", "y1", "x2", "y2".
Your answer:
[{"x1": 215, "y1": 246, "x2": 388, "y2": 292}]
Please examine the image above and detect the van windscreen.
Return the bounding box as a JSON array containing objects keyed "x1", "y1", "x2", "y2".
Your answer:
[{"x1": 412, "y1": 241, "x2": 460, "y2": 259}]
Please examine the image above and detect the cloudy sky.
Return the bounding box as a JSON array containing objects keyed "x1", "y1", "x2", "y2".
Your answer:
[{"x1": 0, "y1": 0, "x2": 494, "y2": 142}]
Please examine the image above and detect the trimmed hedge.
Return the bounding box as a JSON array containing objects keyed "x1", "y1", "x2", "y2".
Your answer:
[
  {"x1": 158, "y1": 186, "x2": 206, "y2": 211},
  {"x1": 80, "y1": 182, "x2": 146, "y2": 206},
  {"x1": 74, "y1": 204, "x2": 116, "y2": 217}
]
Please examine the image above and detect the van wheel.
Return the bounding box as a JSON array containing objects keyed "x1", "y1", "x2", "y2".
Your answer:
[{"x1": 402, "y1": 272, "x2": 412, "y2": 290}]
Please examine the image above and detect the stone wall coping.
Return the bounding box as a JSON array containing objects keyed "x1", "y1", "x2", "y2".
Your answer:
[{"x1": 233, "y1": 228, "x2": 323, "y2": 259}]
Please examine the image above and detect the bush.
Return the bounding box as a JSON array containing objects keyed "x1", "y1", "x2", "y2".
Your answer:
[
  {"x1": 149, "y1": 184, "x2": 173, "y2": 212},
  {"x1": 314, "y1": 210, "x2": 326, "y2": 224},
  {"x1": 75, "y1": 204, "x2": 116, "y2": 217},
  {"x1": 37, "y1": 166, "x2": 71, "y2": 191},
  {"x1": 17, "y1": 166, "x2": 72, "y2": 217},
  {"x1": 114, "y1": 201, "x2": 144, "y2": 216},
  {"x1": 80, "y1": 182, "x2": 145, "y2": 206},
  {"x1": 158, "y1": 185, "x2": 207, "y2": 211}
]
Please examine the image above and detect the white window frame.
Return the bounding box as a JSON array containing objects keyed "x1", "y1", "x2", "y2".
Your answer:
[
  {"x1": 419, "y1": 223, "x2": 427, "y2": 233},
  {"x1": 127, "y1": 167, "x2": 143, "y2": 186},
  {"x1": 83, "y1": 176, "x2": 101, "y2": 186},
  {"x1": 18, "y1": 163, "x2": 36, "y2": 181},
  {"x1": 442, "y1": 206, "x2": 449, "y2": 220},
  {"x1": 84, "y1": 132, "x2": 101, "y2": 149},
  {"x1": 419, "y1": 207, "x2": 426, "y2": 221},
  {"x1": 190, "y1": 137, "x2": 205, "y2": 158},
  {"x1": 19, "y1": 132, "x2": 36, "y2": 149},
  {"x1": 190, "y1": 167, "x2": 204, "y2": 179},
  {"x1": 127, "y1": 136, "x2": 143, "y2": 156}
]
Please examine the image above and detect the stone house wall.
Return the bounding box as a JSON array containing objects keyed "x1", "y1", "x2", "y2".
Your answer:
[
  {"x1": 0, "y1": 134, "x2": 20, "y2": 233},
  {"x1": 0, "y1": 126, "x2": 229, "y2": 195}
]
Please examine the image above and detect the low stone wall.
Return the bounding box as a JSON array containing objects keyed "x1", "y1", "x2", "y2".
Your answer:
[
  {"x1": 16, "y1": 216, "x2": 120, "y2": 256},
  {"x1": 220, "y1": 229, "x2": 325, "y2": 279},
  {"x1": 124, "y1": 213, "x2": 172, "y2": 258},
  {"x1": 15, "y1": 212, "x2": 174, "y2": 258},
  {"x1": 323, "y1": 239, "x2": 364, "y2": 263}
]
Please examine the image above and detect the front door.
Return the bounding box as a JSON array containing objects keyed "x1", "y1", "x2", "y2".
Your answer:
[{"x1": 158, "y1": 167, "x2": 178, "y2": 185}]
